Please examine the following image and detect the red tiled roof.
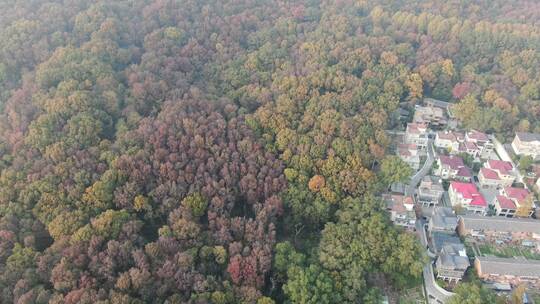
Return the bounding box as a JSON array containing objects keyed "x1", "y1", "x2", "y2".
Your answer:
[
  {"x1": 464, "y1": 141, "x2": 478, "y2": 150},
  {"x1": 496, "y1": 195, "x2": 516, "y2": 210},
  {"x1": 480, "y1": 168, "x2": 500, "y2": 180},
  {"x1": 440, "y1": 155, "x2": 465, "y2": 169},
  {"x1": 470, "y1": 196, "x2": 487, "y2": 207},
  {"x1": 467, "y1": 130, "x2": 489, "y2": 141},
  {"x1": 398, "y1": 149, "x2": 411, "y2": 157},
  {"x1": 407, "y1": 123, "x2": 427, "y2": 134},
  {"x1": 503, "y1": 187, "x2": 530, "y2": 203},
  {"x1": 457, "y1": 166, "x2": 472, "y2": 178},
  {"x1": 404, "y1": 196, "x2": 414, "y2": 206},
  {"x1": 487, "y1": 160, "x2": 513, "y2": 175},
  {"x1": 437, "y1": 131, "x2": 463, "y2": 142},
  {"x1": 398, "y1": 143, "x2": 418, "y2": 157},
  {"x1": 398, "y1": 143, "x2": 417, "y2": 150},
  {"x1": 451, "y1": 182, "x2": 487, "y2": 207},
  {"x1": 385, "y1": 194, "x2": 414, "y2": 213},
  {"x1": 437, "y1": 131, "x2": 457, "y2": 141}
]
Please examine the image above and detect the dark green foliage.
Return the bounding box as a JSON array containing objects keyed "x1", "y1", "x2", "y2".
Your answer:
[
  {"x1": 379, "y1": 155, "x2": 413, "y2": 187},
  {"x1": 518, "y1": 155, "x2": 534, "y2": 172},
  {"x1": 181, "y1": 193, "x2": 208, "y2": 217},
  {"x1": 284, "y1": 264, "x2": 343, "y2": 304},
  {"x1": 0, "y1": 0, "x2": 536, "y2": 303},
  {"x1": 448, "y1": 281, "x2": 505, "y2": 304}
]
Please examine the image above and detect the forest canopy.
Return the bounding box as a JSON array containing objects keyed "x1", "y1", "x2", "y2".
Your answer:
[{"x1": 0, "y1": 0, "x2": 538, "y2": 303}]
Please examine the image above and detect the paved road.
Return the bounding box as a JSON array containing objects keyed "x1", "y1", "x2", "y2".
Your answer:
[
  {"x1": 405, "y1": 139, "x2": 435, "y2": 196},
  {"x1": 416, "y1": 219, "x2": 437, "y2": 259},
  {"x1": 416, "y1": 219, "x2": 454, "y2": 304},
  {"x1": 408, "y1": 141, "x2": 454, "y2": 304}
]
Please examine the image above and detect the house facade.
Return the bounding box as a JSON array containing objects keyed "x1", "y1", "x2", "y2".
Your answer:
[
  {"x1": 436, "y1": 155, "x2": 472, "y2": 182},
  {"x1": 417, "y1": 175, "x2": 444, "y2": 207},
  {"x1": 436, "y1": 243, "x2": 470, "y2": 282},
  {"x1": 435, "y1": 130, "x2": 493, "y2": 159},
  {"x1": 457, "y1": 215, "x2": 540, "y2": 241},
  {"x1": 494, "y1": 195, "x2": 517, "y2": 217},
  {"x1": 397, "y1": 143, "x2": 421, "y2": 171},
  {"x1": 475, "y1": 257, "x2": 540, "y2": 289},
  {"x1": 498, "y1": 187, "x2": 534, "y2": 218},
  {"x1": 405, "y1": 123, "x2": 428, "y2": 150},
  {"x1": 435, "y1": 131, "x2": 463, "y2": 152},
  {"x1": 448, "y1": 182, "x2": 487, "y2": 215},
  {"x1": 424, "y1": 97, "x2": 451, "y2": 112},
  {"x1": 413, "y1": 105, "x2": 447, "y2": 128},
  {"x1": 383, "y1": 194, "x2": 416, "y2": 230},
  {"x1": 462, "y1": 141, "x2": 480, "y2": 158},
  {"x1": 465, "y1": 130, "x2": 494, "y2": 159},
  {"x1": 485, "y1": 160, "x2": 516, "y2": 187},
  {"x1": 512, "y1": 132, "x2": 540, "y2": 160},
  {"x1": 478, "y1": 168, "x2": 502, "y2": 189}
]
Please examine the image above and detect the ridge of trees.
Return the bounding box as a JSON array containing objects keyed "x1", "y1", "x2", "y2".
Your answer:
[{"x1": 0, "y1": 0, "x2": 538, "y2": 303}]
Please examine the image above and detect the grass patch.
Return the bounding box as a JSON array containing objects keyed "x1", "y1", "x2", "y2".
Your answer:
[{"x1": 477, "y1": 243, "x2": 540, "y2": 260}]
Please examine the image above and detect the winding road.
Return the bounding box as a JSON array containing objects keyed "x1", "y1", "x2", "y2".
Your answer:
[
  {"x1": 408, "y1": 139, "x2": 455, "y2": 303},
  {"x1": 416, "y1": 219, "x2": 455, "y2": 304}
]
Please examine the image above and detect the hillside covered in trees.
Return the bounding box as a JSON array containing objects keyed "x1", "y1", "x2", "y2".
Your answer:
[{"x1": 0, "y1": 0, "x2": 538, "y2": 303}]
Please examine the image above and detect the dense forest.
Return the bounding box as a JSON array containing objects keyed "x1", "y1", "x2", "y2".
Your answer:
[{"x1": 0, "y1": 0, "x2": 539, "y2": 303}]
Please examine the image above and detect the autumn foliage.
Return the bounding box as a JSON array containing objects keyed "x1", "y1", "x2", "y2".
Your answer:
[
  {"x1": 308, "y1": 175, "x2": 325, "y2": 192},
  {"x1": 0, "y1": 0, "x2": 537, "y2": 303}
]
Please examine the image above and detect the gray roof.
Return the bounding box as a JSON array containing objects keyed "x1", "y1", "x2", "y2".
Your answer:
[
  {"x1": 487, "y1": 282, "x2": 512, "y2": 291},
  {"x1": 459, "y1": 215, "x2": 540, "y2": 234},
  {"x1": 419, "y1": 176, "x2": 444, "y2": 194},
  {"x1": 476, "y1": 256, "x2": 540, "y2": 278},
  {"x1": 516, "y1": 132, "x2": 540, "y2": 143},
  {"x1": 390, "y1": 182, "x2": 406, "y2": 194},
  {"x1": 439, "y1": 253, "x2": 469, "y2": 270},
  {"x1": 430, "y1": 207, "x2": 458, "y2": 231},
  {"x1": 424, "y1": 98, "x2": 451, "y2": 109},
  {"x1": 424, "y1": 175, "x2": 442, "y2": 183},
  {"x1": 431, "y1": 232, "x2": 462, "y2": 253},
  {"x1": 441, "y1": 242, "x2": 467, "y2": 256}
]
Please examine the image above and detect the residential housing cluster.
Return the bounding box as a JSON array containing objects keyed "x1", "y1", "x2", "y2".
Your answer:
[
  {"x1": 428, "y1": 207, "x2": 469, "y2": 283},
  {"x1": 459, "y1": 215, "x2": 540, "y2": 289},
  {"x1": 429, "y1": 129, "x2": 536, "y2": 219},
  {"x1": 423, "y1": 208, "x2": 540, "y2": 290},
  {"x1": 383, "y1": 194, "x2": 416, "y2": 230},
  {"x1": 386, "y1": 97, "x2": 540, "y2": 301},
  {"x1": 435, "y1": 129, "x2": 494, "y2": 160},
  {"x1": 394, "y1": 121, "x2": 432, "y2": 171},
  {"x1": 417, "y1": 176, "x2": 444, "y2": 207}
]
